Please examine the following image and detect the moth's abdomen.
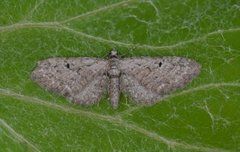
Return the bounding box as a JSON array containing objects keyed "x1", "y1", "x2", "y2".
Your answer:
[
  {"x1": 109, "y1": 77, "x2": 120, "y2": 109},
  {"x1": 108, "y1": 68, "x2": 121, "y2": 109}
]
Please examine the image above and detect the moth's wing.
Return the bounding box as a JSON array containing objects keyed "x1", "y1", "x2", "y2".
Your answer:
[
  {"x1": 31, "y1": 57, "x2": 109, "y2": 105},
  {"x1": 119, "y1": 57, "x2": 201, "y2": 105}
]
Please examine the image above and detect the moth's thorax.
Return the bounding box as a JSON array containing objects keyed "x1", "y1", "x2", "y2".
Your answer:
[
  {"x1": 108, "y1": 68, "x2": 121, "y2": 78},
  {"x1": 108, "y1": 57, "x2": 121, "y2": 78}
]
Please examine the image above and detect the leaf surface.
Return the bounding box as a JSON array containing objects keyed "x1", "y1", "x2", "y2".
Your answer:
[{"x1": 0, "y1": 0, "x2": 240, "y2": 151}]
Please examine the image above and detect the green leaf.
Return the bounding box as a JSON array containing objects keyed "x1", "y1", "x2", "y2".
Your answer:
[{"x1": 0, "y1": 0, "x2": 240, "y2": 151}]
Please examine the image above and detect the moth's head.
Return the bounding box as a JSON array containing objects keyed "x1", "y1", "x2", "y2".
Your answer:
[{"x1": 109, "y1": 49, "x2": 118, "y2": 58}]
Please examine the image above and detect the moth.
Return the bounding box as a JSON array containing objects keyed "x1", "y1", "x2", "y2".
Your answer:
[{"x1": 31, "y1": 50, "x2": 201, "y2": 109}]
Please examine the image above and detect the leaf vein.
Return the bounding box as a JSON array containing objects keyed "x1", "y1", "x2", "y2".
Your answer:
[
  {"x1": 0, "y1": 88, "x2": 233, "y2": 152},
  {"x1": 0, "y1": 22, "x2": 239, "y2": 50},
  {"x1": 0, "y1": 118, "x2": 41, "y2": 152},
  {"x1": 119, "y1": 82, "x2": 240, "y2": 116},
  {"x1": 61, "y1": 0, "x2": 135, "y2": 24}
]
